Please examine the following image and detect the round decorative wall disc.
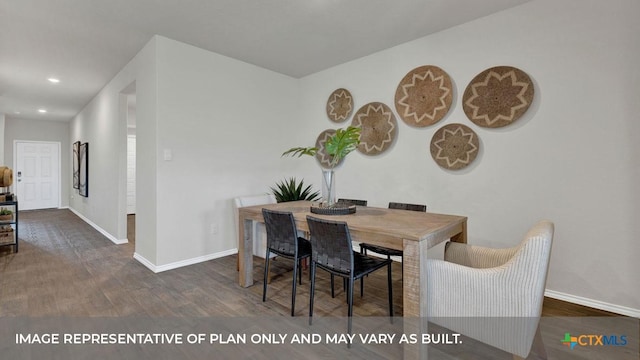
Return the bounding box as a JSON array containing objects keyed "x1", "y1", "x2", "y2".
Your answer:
[
  {"x1": 0, "y1": 166, "x2": 12, "y2": 187},
  {"x1": 351, "y1": 102, "x2": 398, "y2": 156},
  {"x1": 326, "y1": 88, "x2": 354, "y2": 123},
  {"x1": 430, "y1": 123, "x2": 479, "y2": 170},
  {"x1": 395, "y1": 65, "x2": 453, "y2": 127},
  {"x1": 315, "y1": 129, "x2": 343, "y2": 169},
  {"x1": 463, "y1": 66, "x2": 534, "y2": 128}
]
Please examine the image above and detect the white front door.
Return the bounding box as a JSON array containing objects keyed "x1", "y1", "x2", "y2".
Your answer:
[{"x1": 15, "y1": 141, "x2": 61, "y2": 210}]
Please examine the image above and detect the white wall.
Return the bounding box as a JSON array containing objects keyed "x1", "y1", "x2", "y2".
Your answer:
[
  {"x1": 152, "y1": 36, "x2": 299, "y2": 266},
  {"x1": 0, "y1": 113, "x2": 5, "y2": 163},
  {"x1": 296, "y1": 0, "x2": 640, "y2": 314},
  {"x1": 3, "y1": 118, "x2": 70, "y2": 207},
  {"x1": 69, "y1": 38, "x2": 148, "y2": 244},
  {"x1": 71, "y1": 35, "x2": 299, "y2": 268}
]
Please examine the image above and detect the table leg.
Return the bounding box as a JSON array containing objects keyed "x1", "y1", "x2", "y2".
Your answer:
[
  {"x1": 402, "y1": 238, "x2": 429, "y2": 317},
  {"x1": 403, "y1": 238, "x2": 429, "y2": 359},
  {"x1": 450, "y1": 220, "x2": 467, "y2": 244},
  {"x1": 401, "y1": 223, "x2": 466, "y2": 359},
  {"x1": 238, "y1": 216, "x2": 254, "y2": 287}
]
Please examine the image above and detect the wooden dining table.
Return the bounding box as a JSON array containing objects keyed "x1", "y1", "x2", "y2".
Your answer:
[{"x1": 237, "y1": 200, "x2": 467, "y2": 318}]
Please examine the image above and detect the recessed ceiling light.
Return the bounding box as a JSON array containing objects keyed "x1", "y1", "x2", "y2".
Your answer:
[
  {"x1": 48, "y1": 78, "x2": 60, "y2": 83},
  {"x1": 38, "y1": 109, "x2": 47, "y2": 113},
  {"x1": 14, "y1": 111, "x2": 20, "y2": 114}
]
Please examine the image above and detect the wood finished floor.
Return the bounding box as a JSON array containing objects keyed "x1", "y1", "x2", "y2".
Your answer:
[
  {"x1": 1, "y1": 209, "x2": 637, "y2": 360},
  {"x1": 2, "y1": 209, "x2": 403, "y2": 318}
]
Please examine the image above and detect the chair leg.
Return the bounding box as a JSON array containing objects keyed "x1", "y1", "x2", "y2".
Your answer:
[
  {"x1": 330, "y1": 274, "x2": 335, "y2": 298},
  {"x1": 291, "y1": 257, "x2": 298, "y2": 317},
  {"x1": 262, "y1": 251, "x2": 271, "y2": 302},
  {"x1": 347, "y1": 277, "x2": 354, "y2": 340},
  {"x1": 359, "y1": 246, "x2": 368, "y2": 296},
  {"x1": 309, "y1": 263, "x2": 316, "y2": 325},
  {"x1": 531, "y1": 324, "x2": 547, "y2": 360},
  {"x1": 328, "y1": 274, "x2": 347, "y2": 297},
  {"x1": 516, "y1": 325, "x2": 547, "y2": 360},
  {"x1": 387, "y1": 263, "x2": 393, "y2": 317},
  {"x1": 344, "y1": 278, "x2": 348, "y2": 303},
  {"x1": 298, "y1": 259, "x2": 303, "y2": 285}
]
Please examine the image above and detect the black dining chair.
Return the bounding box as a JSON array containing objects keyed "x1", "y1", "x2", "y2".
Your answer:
[
  {"x1": 359, "y1": 202, "x2": 426, "y2": 259},
  {"x1": 337, "y1": 198, "x2": 368, "y2": 206},
  {"x1": 358, "y1": 202, "x2": 427, "y2": 299},
  {"x1": 306, "y1": 215, "x2": 393, "y2": 335},
  {"x1": 262, "y1": 209, "x2": 312, "y2": 316},
  {"x1": 331, "y1": 198, "x2": 367, "y2": 297},
  {"x1": 387, "y1": 202, "x2": 427, "y2": 212}
]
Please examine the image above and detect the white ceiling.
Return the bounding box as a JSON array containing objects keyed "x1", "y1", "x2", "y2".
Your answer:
[{"x1": 0, "y1": 0, "x2": 530, "y2": 122}]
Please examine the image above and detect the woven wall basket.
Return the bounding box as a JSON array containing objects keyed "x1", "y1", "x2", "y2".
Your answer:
[
  {"x1": 430, "y1": 123, "x2": 480, "y2": 170},
  {"x1": 326, "y1": 88, "x2": 354, "y2": 123},
  {"x1": 0, "y1": 167, "x2": 13, "y2": 187},
  {"x1": 463, "y1": 66, "x2": 534, "y2": 128},
  {"x1": 315, "y1": 129, "x2": 343, "y2": 169},
  {"x1": 395, "y1": 65, "x2": 453, "y2": 127},
  {"x1": 351, "y1": 102, "x2": 397, "y2": 156}
]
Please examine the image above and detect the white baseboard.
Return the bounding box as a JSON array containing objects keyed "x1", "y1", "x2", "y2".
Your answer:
[
  {"x1": 134, "y1": 248, "x2": 238, "y2": 273},
  {"x1": 133, "y1": 252, "x2": 156, "y2": 272},
  {"x1": 68, "y1": 207, "x2": 128, "y2": 245},
  {"x1": 545, "y1": 289, "x2": 640, "y2": 318}
]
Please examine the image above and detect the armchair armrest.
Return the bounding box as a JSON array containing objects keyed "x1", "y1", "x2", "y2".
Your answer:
[{"x1": 427, "y1": 259, "x2": 516, "y2": 317}]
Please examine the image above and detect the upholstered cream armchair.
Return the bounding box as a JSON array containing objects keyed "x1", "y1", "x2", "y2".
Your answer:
[{"x1": 427, "y1": 220, "x2": 554, "y2": 359}]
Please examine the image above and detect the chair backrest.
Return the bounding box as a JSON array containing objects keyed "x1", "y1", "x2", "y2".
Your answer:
[
  {"x1": 262, "y1": 209, "x2": 299, "y2": 257},
  {"x1": 509, "y1": 220, "x2": 555, "y2": 317},
  {"x1": 388, "y1": 202, "x2": 426, "y2": 212},
  {"x1": 337, "y1": 198, "x2": 368, "y2": 206},
  {"x1": 443, "y1": 220, "x2": 554, "y2": 317},
  {"x1": 481, "y1": 220, "x2": 555, "y2": 356},
  {"x1": 233, "y1": 194, "x2": 277, "y2": 257},
  {"x1": 306, "y1": 216, "x2": 354, "y2": 274},
  {"x1": 234, "y1": 194, "x2": 277, "y2": 209}
]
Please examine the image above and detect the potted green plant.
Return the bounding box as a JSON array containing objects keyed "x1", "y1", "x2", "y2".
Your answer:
[
  {"x1": 0, "y1": 208, "x2": 13, "y2": 221},
  {"x1": 282, "y1": 126, "x2": 360, "y2": 207},
  {"x1": 270, "y1": 177, "x2": 320, "y2": 203}
]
